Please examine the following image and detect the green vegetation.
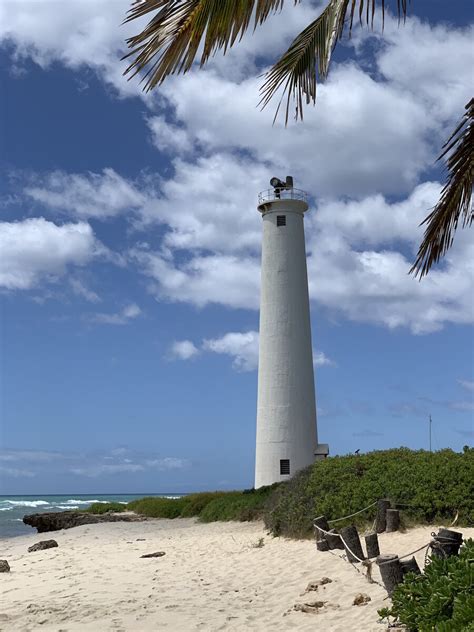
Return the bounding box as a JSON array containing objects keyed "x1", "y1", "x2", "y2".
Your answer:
[
  {"x1": 378, "y1": 539, "x2": 474, "y2": 631},
  {"x1": 86, "y1": 502, "x2": 127, "y2": 514},
  {"x1": 263, "y1": 448, "x2": 474, "y2": 538},
  {"x1": 199, "y1": 487, "x2": 276, "y2": 523},
  {"x1": 91, "y1": 449, "x2": 472, "y2": 535},
  {"x1": 127, "y1": 496, "x2": 189, "y2": 519},
  {"x1": 125, "y1": 487, "x2": 276, "y2": 522}
]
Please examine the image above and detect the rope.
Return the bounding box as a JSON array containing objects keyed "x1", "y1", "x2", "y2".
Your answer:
[
  {"x1": 327, "y1": 501, "x2": 378, "y2": 524},
  {"x1": 313, "y1": 522, "x2": 366, "y2": 564},
  {"x1": 376, "y1": 542, "x2": 431, "y2": 566},
  {"x1": 313, "y1": 523, "x2": 436, "y2": 566}
]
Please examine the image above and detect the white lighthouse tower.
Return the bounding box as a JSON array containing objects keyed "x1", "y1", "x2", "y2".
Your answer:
[{"x1": 255, "y1": 177, "x2": 328, "y2": 488}]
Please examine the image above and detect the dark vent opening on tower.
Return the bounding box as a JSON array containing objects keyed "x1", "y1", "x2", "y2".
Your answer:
[
  {"x1": 276, "y1": 215, "x2": 286, "y2": 227},
  {"x1": 280, "y1": 459, "x2": 290, "y2": 475}
]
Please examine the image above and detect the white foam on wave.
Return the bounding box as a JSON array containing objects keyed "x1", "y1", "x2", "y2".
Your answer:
[
  {"x1": 1, "y1": 500, "x2": 50, "y2": 508},
  {"x1": 0, "y1": 507, "x2": 13, "y2": 511},
  {"x1": 56, "y1": 505, "x2": 80, "y2": 509},
  {"x1": 64, "y1": 499, "x2": 107, "y2": 505}
]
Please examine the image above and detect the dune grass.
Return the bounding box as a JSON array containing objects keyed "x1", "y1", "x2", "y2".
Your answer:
[
  {"x1": 86, "y1": 502, "x2": 127, "y2": 514},
  {"x1": 122, "y1": 486, "x2": 277, "y2": 522}
]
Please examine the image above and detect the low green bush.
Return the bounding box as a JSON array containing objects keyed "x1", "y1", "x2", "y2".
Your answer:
[
  {"x1": 378, "y1": 539, "x2": 474, "y2": 631},
  {"x1": 86, "y1": 502, "x2": 127, "y2": 514},
  {"x1": 125, "y1": 487, "x2": 277, "y2": 522},
  {"x1": 127, "y1": 496, "x2": 189, "y2": 518},
  {"x1": 180, "y1": 492, "x2": 228, "y2": 517},
  {"x1": 264, "y1": 448, "x2": 474, "y2": 538}
]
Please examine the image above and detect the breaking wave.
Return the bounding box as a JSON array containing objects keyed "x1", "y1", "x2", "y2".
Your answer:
[{"x1": 0, "y1": 500, "x2": 50, "y2": 508}]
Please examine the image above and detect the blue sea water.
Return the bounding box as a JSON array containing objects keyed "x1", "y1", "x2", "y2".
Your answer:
[{"x1": 0, "y1": 494, "x2": 182, "y2": 538}]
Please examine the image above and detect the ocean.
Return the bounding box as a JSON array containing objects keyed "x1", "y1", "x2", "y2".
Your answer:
[{"x1": 0, "y1": 494, "x2": 181, "y2": 538}]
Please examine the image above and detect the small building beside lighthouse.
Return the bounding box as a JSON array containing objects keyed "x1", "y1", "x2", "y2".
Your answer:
[{"x1": 254, "y1": 177, "x2": 328, "y2": 488}]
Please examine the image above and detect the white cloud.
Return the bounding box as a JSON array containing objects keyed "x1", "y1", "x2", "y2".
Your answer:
[
  {"x1": 0, "y1": 0, "x2": 315, "y2": 97},
  {"x1": 0, "y1": 465, "x2": 35, "y2": 478},
  {"x1": 450, "y1": 401, "x2": 474, "y2": 412},
  {"x1": 0, "y1": 450, "x2": 69, "y2": 462},
  {"x1": 71, "y1": 455, "x2": 188, "y2": 476},
  {"x1": 157, "y1": 63, "x2": 431, "y2": 198},
  {"x1": 169, "y1": 340, "x2": 200, "y2": 361},
  {"x1": 70, "y1": 278, "x2": 101, "y2": 303},
  {"x1": 25, "y1": 168, "x2": 146, "y2": 219},
  {"x1": 131, "y1": 249, "x2": 261, "y2": 310},
  {"x1": 307, "y1": 183, "x2": 474, "y2": 334},
  {"x1": 138, "y1": 153, "x2": 266, "y2": 254},
  {"x1": 89, "y1": 303, "x2": 142, "y2": 325},
  {"x1": 147, "y1": 116, "x2": 194, "y2": 154},
  {"x1": 371, "y1": 17, "x2": 474, "y2": 124},
  {"x1": 202, "y1": 330, "x2": 334, "y2": 372},
  {"x1": 0, "y1": 0, "x2": 146, "y2": 98},
  {"x1": 0, "y1": 217, "x2": 104, "y2": 290},
  {"x1": 145, "y1": 457, "x2": 189, "y2": 470},
  {"x1": 203, "y1": 331, "x2": 260, "y2": 372},
  {"x1": 71, "y1": 463, "x2": 145, "y2": 477},
  {"x1": 0, "y1": 447, "x2": 191, "y2": 479},
  {"x1": 459, "y1": 380, "x2": 474, "y2": 392},
  {"x1": 313, "y1": 351, "x2": 335, "y2": 367}
]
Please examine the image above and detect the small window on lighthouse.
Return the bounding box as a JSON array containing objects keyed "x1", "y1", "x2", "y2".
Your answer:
[
  {"x1": 276, "y1": 215, "x2": 286, "y2": 227},
  {"x1": 280, "y1": 459, "x2": 290, "y2": 475}
]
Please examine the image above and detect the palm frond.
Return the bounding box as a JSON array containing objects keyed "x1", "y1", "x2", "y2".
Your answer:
[
  {"x1": 123, "y1": 1, "x2": 410, "y2": 118},
  {"x1": 260, "y1": 0, "x2": 408, "y2": 122},
  {"x1": 410, "y1": 99, "x2": 474, "y2": 279},
  {"x1": 123, "y1": 0, "x2": 292, "y2": 91},
  {"x1": 259, "y1": 0, "x2": 350, "y2": 124}
]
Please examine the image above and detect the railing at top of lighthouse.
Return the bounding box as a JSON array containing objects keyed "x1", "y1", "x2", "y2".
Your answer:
[{"x1": 258, "y1": 187, "x2": 308, "y2": 205}]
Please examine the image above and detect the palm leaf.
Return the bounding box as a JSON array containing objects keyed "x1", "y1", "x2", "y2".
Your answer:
[
  {"x1": 123, "y1": 1, "x2": 409, "y2": 119},
  {"x1": 123, "y1": 0, "x2": 293, "y2": 91},
  {"x1": 260, "y1": 0, "x2": 409, "y2": 122},
  {"x1": 258, "y1": 0, "x2": 349, "y2": 124},
  {"x1": 410, "y1": 99, "x2": 474, "y2": 278}
]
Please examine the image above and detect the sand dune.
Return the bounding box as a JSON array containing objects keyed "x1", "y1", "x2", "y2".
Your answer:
[{"x1": 1, "y1": 519, "x2": 472, "y2": 631}]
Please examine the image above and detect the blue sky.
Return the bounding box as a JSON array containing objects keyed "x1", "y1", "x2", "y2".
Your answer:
[{"x1": 0, "y1": 1, "x2": 473, "y2": 494}]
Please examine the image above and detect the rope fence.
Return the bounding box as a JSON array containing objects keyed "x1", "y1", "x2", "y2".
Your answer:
[{"x1": 312, "y1": 500, "x2": 464, "y2": 595}]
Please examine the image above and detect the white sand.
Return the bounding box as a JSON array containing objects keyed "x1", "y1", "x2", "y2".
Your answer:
[{"x1": 1, "y1": 519, "x2": 472, "y2": 631}]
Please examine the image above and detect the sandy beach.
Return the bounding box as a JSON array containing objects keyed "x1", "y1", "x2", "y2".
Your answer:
[{"x1": 1, "y1": 519, "x2": 472, "y2": 631}]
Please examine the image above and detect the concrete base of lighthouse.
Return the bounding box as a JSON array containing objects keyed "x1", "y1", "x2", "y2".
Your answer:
[{"x1": 254, "y1": 187, "x2": 327, "y2": 489}]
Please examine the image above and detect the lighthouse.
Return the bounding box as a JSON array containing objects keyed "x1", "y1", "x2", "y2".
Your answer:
[{"x1": 254, "y1": 177, "x2": 328, "y2": 488}]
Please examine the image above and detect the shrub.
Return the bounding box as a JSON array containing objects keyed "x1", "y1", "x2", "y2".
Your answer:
[
  {"x1": 180, "y1": 492, "x2": 228, "y2": 517},
  {"x1": 127, "y1": 496, "x2": 189, "y2": 518},
  {"x1": 126, "y1": 487, "x2": 277, "y2": 522},
  {"x1": 378, "y1": 539, "x2": 474, "y2": 631},
  {"x1": 86, "y1": 502, "x2": 126, "y2": 514},
  {"x1": 199, "y1": 492, "x2": 268, "y2": 522},
  {"x1": 264, "y1": 448, "x2": 474, "y2": 538}
]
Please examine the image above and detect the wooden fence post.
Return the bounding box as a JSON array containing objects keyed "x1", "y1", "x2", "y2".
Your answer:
[
  {"x1": 400, "y1": 556, "x2": 421, "y2": 576},
  {"x1": 326, "y1": 528, "x2": 344, "y2": 550},
  {"x1": 375, "y1": 499, "x2": 391, "y2": 533},
  {"x1": 376, "y1": 554, "x2": 403, "y2": 596},
  {"x1": 340, "y1": 525, "x2": 365, "y2": 563},
  {"x1": 386, "y1": 509, "x2": 400, "y2": 532},
  {"x1": 365, "y1": 532, "x2": 380, "y2": 558}
]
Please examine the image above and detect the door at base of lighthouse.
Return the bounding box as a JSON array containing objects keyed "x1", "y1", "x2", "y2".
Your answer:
[{"x1": 280, "y1": 459, "x2": 290, "y2": 475}]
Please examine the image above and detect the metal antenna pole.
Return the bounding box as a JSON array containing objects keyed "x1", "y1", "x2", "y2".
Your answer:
[{"x1": 429, "y1": 415, "x2": 432, "y2": 453}]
